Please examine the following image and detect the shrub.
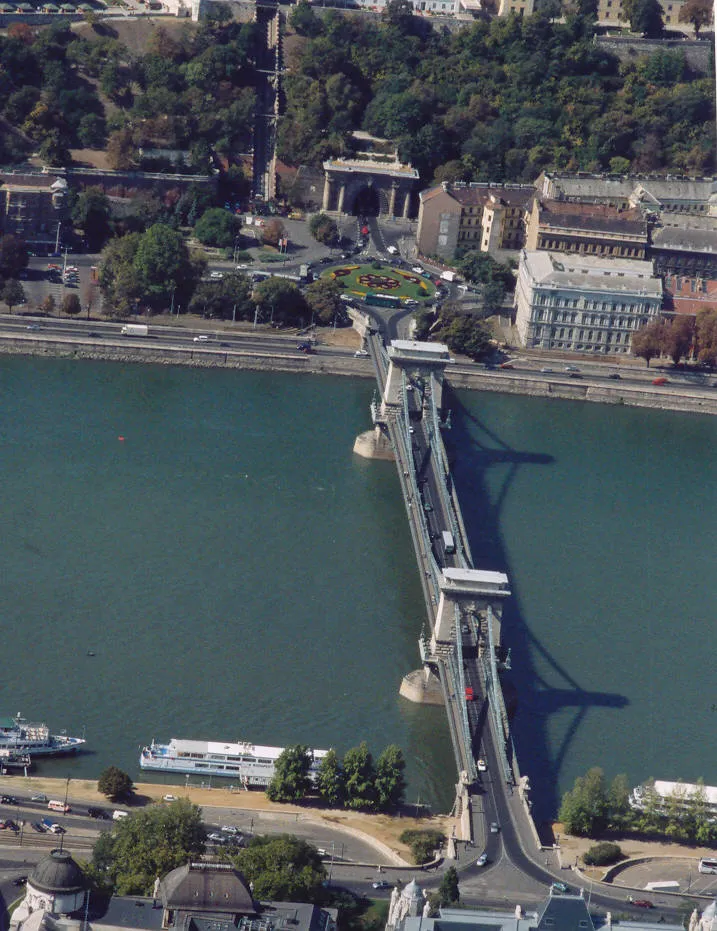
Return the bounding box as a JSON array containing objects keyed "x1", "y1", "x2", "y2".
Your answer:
[
  {"x1": 399, "y1": 829, "x2": 444, "y2": 865},
  {"x1": 583, "y1": 842, "x2": 623, "y2": 866}
]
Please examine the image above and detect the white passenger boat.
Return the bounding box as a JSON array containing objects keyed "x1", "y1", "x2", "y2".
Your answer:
[
  {"x1": 140, "y1": 737, "x2": 329, "y2": 786},
  {"x1": 0, "y1": 714, "x2": 85, "y2": 757}
]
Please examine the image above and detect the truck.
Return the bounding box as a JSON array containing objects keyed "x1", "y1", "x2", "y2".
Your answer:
[
  {"x1": 41, "y1": 818, "x2": 63, "y2": 833},
  {"x1": 120, "y1": 324, "x2": 149, "y2": 337},
  {"x1": 441, "y1": 530, "x2": 456, "y2": 554},
  {"x1": 440, "y1": 270, "x2": 456, "y2": 282},
  {"x1": 299, "y1": 263, "x2": 313, "y2": 282}
]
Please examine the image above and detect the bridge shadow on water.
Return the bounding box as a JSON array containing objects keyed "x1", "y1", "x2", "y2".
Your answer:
[{"x1": 445, "y1": 390, "x2": 629, "y2": 825}]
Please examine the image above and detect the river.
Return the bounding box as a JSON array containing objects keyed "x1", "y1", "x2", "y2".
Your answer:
[{"x1": 0, "y1": 356, "x2": 714, "y2": 819}]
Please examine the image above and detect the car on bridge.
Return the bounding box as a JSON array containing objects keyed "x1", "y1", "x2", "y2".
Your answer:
[
  {"x1": 476, "y1": 759, "x2": 487, "y2": 772},
  {"x1": 490, "y1": 822, "x2": 500, "y2": 833}
]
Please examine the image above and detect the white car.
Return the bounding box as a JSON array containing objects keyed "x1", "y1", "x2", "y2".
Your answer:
[
  {"x1": 162, "y1": 794, "x2": 177, "y2": 802},
  {"x1": 207, "y1": 833, "x2": 225, "y2": 843},
  {"x1": 411, "y1": 266, "x2": 423, "y2": 275},
  {"x1": 193, "y1": 336, "x2": 209, "y2": 342},
  {"x1": 477, "y1": 759, "x2": 487, "y2": 772},
  {"x1": 354, "y1": 349, "x2": 369, "y2": 357},
  {"x1": 221, "y1": 825, "x2": 240, "y2": 835},
  {"x1": 209, "y1": 271, "x2": 224, "y2": 280},
  {"x1": 477, "y1": 852, "x2": 488, "y2": 867}
]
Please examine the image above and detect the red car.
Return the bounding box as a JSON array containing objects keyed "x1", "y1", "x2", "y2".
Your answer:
[
  {"x1": 633, "y1": 900, "x2": 654, "y2": 909},
  {"x1": 652, "y1": 377, "x2": 668, "y2": 386}
]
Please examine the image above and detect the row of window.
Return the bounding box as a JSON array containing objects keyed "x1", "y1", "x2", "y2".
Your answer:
[
  {"x1": 534, "y1": 326, "x2": 634, "y2": 343},
  {"x1": 538, "y1": 341, "x2": 632, "y2": 354},
  {"x1": 537, "y1": 237, "x2": 645, "y2": 258},
  {"x1": 535, "y1": 295, "x2": 653, "y2": 313}
]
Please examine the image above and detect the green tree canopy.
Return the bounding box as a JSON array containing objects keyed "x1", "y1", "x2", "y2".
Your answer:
[
  {"x1": 622, "y1": 0, "x2": 663, "y2": 35},
  {"x1": 194, "y1": 208, "x2": 241, "y2": 248},
  {"x1": 305, "y1": 277, "x2": 342, "y2": 325},
  {"x1": 374, "y1": 744, "x2": 406, "y2": 812},
  {"x1": 253, "y1": 277, "x2": 307, "y2": 326},
  {"x1": 188, "y1": 272, "x2": 253, "y2": 320},
  {"x1": 232, "y1": 835, "x2": 325, "y2": 901},
  {"x1": 343, "y1": 742, "x2": 377, "y2": 811},
  {"x1": 72, "y1": 187, "x2": 111, "y2": 252},
  {"x1": 437, "y1": 865, "x2": 460, "y2": 906},
  {"x1": 308, "y1": 213, "x2": 338, "y2": 246},
  {"x1": 558, "y1": 767, "x2": 608, "y2": 836},
  {"x1": 97, "y1": 766, "x2": 134, "y2": 801},
  {"x1": 92, "y1": 799, "x2": 205, "y2": 895},
  {"x1": 266, "y1": 745, "x2": 313, "y2": 803},
  {"x1": 316, "y1": 749, "x2": 344, "y2": 808}
]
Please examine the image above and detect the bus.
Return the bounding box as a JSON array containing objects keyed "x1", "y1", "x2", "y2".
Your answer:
[
  {"x1": 699, "y1": 859, "x2": 717, "y2": 875},
  {"x1": 364, "y1": 292, "x2": 401, "y2": 309}
]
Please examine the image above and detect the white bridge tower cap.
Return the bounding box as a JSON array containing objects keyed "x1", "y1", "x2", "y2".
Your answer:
[{"x1": 440, "y1": 567, "x2": 511, "y2": 596}]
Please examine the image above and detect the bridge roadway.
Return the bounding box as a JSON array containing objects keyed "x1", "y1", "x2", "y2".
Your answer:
[{"x1": 365, "y1": 329, "x2": 539, "y2": 865}]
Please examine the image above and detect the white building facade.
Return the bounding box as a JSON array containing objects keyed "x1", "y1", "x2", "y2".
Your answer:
[{"x1": 514, "y1": 250, "x2": 663, "y2": 355}]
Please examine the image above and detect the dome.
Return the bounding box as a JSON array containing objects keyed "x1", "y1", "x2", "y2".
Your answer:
[
  {"x1": 30, "y1": 850, "x2": 86, "y2": 896},
  {"x1": 160, "y1": 862, "x2": 256, "y2": 914}
]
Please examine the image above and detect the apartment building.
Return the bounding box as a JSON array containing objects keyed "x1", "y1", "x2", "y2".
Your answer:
[{"x1": 514, "y1": 250, "x2": 663, "y2": 354}]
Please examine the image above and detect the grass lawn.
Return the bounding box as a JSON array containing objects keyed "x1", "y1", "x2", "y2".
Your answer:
[{"x1": 322, "y1": 263, "x2": 437, "y2": 303}]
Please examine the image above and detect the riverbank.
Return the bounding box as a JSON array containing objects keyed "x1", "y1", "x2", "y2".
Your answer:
[
  {"x1": 0, "y1": 775, "x2": 454, "y2": 866},
  {"x1": 2, "y1": 330, "x2": 715, "y2": 416}
]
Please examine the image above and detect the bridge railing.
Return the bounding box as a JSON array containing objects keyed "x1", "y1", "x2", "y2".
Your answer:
[
  {"x1": 453, "y1": 605, "x2": 476, "y2": 782},
  {"x1": 481, "y1": 605, "x2": 514, "y2": 785}
]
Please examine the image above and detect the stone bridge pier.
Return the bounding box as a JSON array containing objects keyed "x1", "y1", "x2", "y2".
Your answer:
[{"x1": 431, "y1": 567, "x2": 512, "y2": 654}]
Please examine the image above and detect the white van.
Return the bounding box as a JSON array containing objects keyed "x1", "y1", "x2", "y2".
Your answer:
[
  {"x1": 386, "y1": 246, "x2": 398, "y2": 255},
  {"x1": 112, "y1": 810, "x2": 129, "y2": 821}
]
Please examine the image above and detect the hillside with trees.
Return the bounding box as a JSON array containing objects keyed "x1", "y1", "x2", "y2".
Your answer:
[{"x1": 280, "y1": 2, "x2": 715, "y2": 181}]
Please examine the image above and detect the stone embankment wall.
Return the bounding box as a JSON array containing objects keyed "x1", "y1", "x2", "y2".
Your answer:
[
  {"x1": 446, "y1": 370, "x2": 717, "y2": 417},
  {"x1": 595, "y1": 36, "x2": 713, "y2": 73},
  {"x1": 0, "y1": 337, "x2": 376, "y2": 379}
]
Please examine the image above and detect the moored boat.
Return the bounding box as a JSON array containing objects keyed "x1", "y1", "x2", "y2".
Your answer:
[
  {"x1": 140, "y1": 737, "x2": 328, "y2": 786},
  {"x1": 0, "y1": 714, "x2": 85, "y2": 757}
]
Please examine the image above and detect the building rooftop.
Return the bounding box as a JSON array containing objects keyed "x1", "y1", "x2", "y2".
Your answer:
[
  {"x1": 521, "y1": 251, "x2": 662, "y2": 296},
  {"x1": 161, "y1": 862, "x2": 257, "y2": 914},
  {"x1": 539, "y1": 172, "x2": 717, "y2": 206},
  {"x1": 30, "y1": 850, "x2": 86, "y2": 896},
  {"x1": 651, "y1": 225, "x2": 717, "y2": 254},
  {"x1": 420, "y1": 182, "x2": 534, "y2": 208},
  {"x1": 537, "y1": 201, "x2": 647, "y2": 237},
  {"x1": 92, "y1": 897, "x2": 165, "y2": 931}
]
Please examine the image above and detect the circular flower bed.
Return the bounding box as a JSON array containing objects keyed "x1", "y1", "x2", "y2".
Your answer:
[{"x1": 357, "y1": 274, "x2": 400, "y2": 290}]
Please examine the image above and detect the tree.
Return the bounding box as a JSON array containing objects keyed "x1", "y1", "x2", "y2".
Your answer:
[
  {"x1": 61, "y1": 293, "x2": 82, "y2": 317},
  {"x1": 622, "y1": 0, "x2": 663, "y2": 35},
  {"x1": 253, "y1": 277, "x2": 307, "y2": 326},
  {"x1": 374, "y1": 744, "x2": 406, "y2": 812},
  {"x1": 232, "y1": 835, "x2": 325, "y2": 901},
  {"x1": 72, "y1": 187, "x2": 111, "y2": 252},
  {"x1": 262, "y1": 219, "x2": 286, "y2": 249},
  {"x1": 437, "y1": 866, "x2": 460, "y2": 906},
  {"x1": 399, "y1": 829, "x2": 445, "y2": 865},
  {"x1": 2, "y1": 279, "x2": 25, "y2": 314},
  {"x1": 92, "y1": 798, "x2": 205, "y2": 894},
  {"x1": 305, "y1": 278, "x2": 342, "y2": 325},
  {"x1": 308, "y1": 213, "x2": 338, "y2": 246},
  {"x1": 695, "y1": 308, "x2": 717, "y2": 366},
  {"x1": 194, "y1": 208, "x2": 241, "y2": 248},
  {"x1": 678, "y1": 0, "x2": 712, "y2": 35},
  {"x1": 266, "y1": 745, "x2": 312, "y2": 802},
  {"x1": 40, "y1": 294, "x2": 56, "y2": 316},
  {"x1": 607, "y1": 774, "x2": 631, "y2": 828},
  {"x1": 631, "y1": 318, "x2": 665, "y2": 367},
  {"x1": 106, "y1": 129, "x2": 136, "y2": 171},
  {"x1": 97, "y1": 766, "x2": 134, "y2": 801},
  {"x1": 132, "y1": 224, "x2": 200, "y2": 312},
  {"x1": 583, "y1": 842, "x2": 622, "y2": 866},
  {"x1": 662, "y1": 315, "x2": 694, "y2": 365},
  {"x1": 316, "y1": 749, "x2": 344, "y2": 808},
  {"x1": 289, "y1": 0, "x2": 323, "y2": 37},
  {"x1": 0, "y1": 234, "x2": 29, "y2": 280},
  {"x1": 557, "y1": 767, "x2": 608, "y2": 836},
  {"x1": 188, "y1": 272, "x2": 253, "y2": 321},
  {"x1": 342, "y1": 742, "x2": 377, "y2": 811}
]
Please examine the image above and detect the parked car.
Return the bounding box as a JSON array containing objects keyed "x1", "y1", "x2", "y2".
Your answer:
[
  {"x1": 207, "y1": 833, "x2": 226, "y2": 842},
  {"x1": 31, "y1": 822, "x2": 45, "y2": 833},
  {"x1": 162, "y1": 795, "x2": 178, "y2": 802},
  {"x1": 209, "y1": 271, "x2": 224, "y2": 280},
  {"x1": 1, "y1": 796, "x2": 18, "y2": 804},
  {"x1": 221, "y1": 826, "x2": 240, "y2": 835}
]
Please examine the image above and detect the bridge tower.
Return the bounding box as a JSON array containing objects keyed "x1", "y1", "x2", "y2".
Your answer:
[
  {"x1": 353, "y1": 339, "x2": 451, "y2": 460},
  {"x1": 382, "y1": 339, "x2": 451, "y2": 413},
  {"x1": 432, "y1": 567, "x2": 511, "y2": 653}
]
